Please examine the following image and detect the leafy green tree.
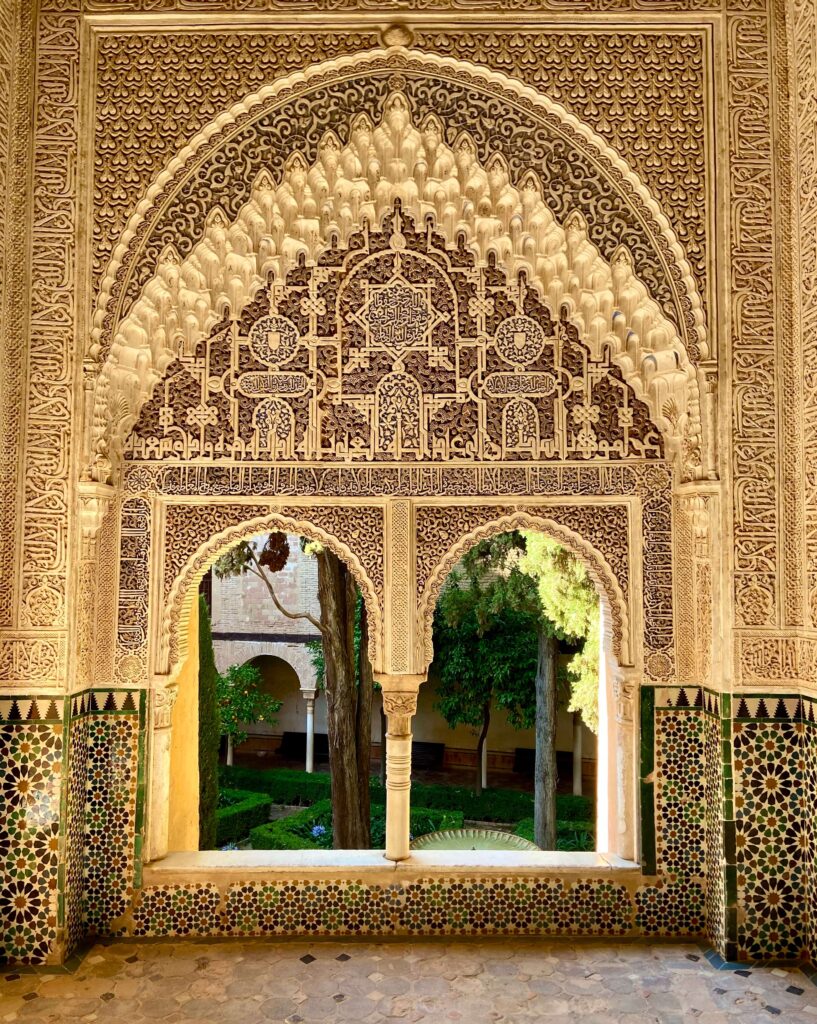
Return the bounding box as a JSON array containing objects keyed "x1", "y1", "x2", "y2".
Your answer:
[
  {"x1": 217, "y1": 662, "x2": 282, "y2": 766},
  {"x1": 432, "y1": 572, "x2": 540, "y2": 795},
  {"x1": 198, "y1": 592, "x2": 220, "y2": 850},
  {"x1": 432, "y1": 532, "x2": 592, "y2": 848},
  {"x1": 519, "y1": 533, "x2": 600, "y2": 731}
]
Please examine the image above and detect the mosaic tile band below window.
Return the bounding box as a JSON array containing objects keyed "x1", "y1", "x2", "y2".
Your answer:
[{"x1": 113, "y1": 877, "x2": 706, "y2": 940}]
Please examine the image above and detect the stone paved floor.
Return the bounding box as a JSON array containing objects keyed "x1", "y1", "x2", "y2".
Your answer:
[{"x1": 3, "y1": 939, "x2": 817, "y2": 1023}]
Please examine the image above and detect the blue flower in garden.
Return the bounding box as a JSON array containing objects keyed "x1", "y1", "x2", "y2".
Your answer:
[
  {"x1": 220, "y1": 842, "x2": 239, "y2": 851},
  {"x1": 311, "y1": 824, "x2": 327, "y2": 838}
]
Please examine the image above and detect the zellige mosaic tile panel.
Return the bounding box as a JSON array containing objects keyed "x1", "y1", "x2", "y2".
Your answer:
[{"x1": 0, "y1": 698, "x2": 65, "y2": 965}]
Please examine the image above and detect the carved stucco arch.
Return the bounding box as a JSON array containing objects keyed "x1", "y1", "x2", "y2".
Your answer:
[
  {"x1": 416, "y1": 511, "x2": 632, "y2": 673},
  {"x1": 88, "y1": 48, "x2": 708, "y2": 484},
  {"x1": 161, "y1": 510, "x2": 381, "y2": 679}
]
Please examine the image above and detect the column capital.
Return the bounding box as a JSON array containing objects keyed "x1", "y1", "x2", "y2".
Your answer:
[
  {"x1": 152, "y1": 683, "x2": 178, "y2": 728},
  {"x1": 374, "y1": 672, "x2": 425, "y2": 717},
  {"x1": 77, "y1": 480, "x2": 116, "y2": 560}
]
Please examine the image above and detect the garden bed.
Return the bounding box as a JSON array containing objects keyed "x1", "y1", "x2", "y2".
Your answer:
[
  {"x1": 250, "y1": 799, "x2": 464, "y2": 851},
  {"x1": 220, "y1": 766, "x2": 592, "y2": 825}
]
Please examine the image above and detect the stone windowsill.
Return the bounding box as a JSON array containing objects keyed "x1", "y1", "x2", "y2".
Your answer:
[{"x1": 143, "y1": 850, "x2": 640, "y2": 886}]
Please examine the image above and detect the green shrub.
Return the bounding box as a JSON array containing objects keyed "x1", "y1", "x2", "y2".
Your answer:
[
  {"x1": 216, "y1": 788, "x2": 273, "y2": 847},
  {"x1": 514, "y1": 817, "x2": 595, "y2": 851},
  {"x1": 219, "y1": 765, "x2": 388, "y2": 807},
  {"x1": 249, "y1": 800, "x2": 463, "y2": 851},
  {"x1": 198, "y1": 594, "x2": 220, "y2": 850},
  {"x1": 409, "y1": 782, "x2": 534, "y2": 822},
  {"x1": 223, "y1": 765, "x2": 592, "y2": 828},
  {"x1": 250, "y1": 799, "x2": 333, "y2": 850},
  {"x1": 553, "y1": 793, "x2": 594, "y2": 821}
]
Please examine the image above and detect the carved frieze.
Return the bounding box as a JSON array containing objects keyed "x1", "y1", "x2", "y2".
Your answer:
[
  {"x1": 126, "y1": 203, "x2": 667, "y2": 471},
  {"x1": 91, "y1": 51, "x2": 708, "y2": 489},
  {"x1": 88, "y1": 25, "x2": 709, "y2": 332}
]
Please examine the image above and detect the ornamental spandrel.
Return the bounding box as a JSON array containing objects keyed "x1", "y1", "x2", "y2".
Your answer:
[{"x1": 128, "y1": 203, "x2": 662, "y2": 465}]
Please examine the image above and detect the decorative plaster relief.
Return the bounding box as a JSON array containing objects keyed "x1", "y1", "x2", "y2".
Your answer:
[{"x1": 90, "y1": 51, "x2": 707, "y2": 486}]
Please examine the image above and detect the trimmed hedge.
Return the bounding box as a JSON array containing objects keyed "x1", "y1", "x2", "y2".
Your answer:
[
  {"x1": 219, "y1": 765, "x2": 365, "y2": 806},
  {"x1": 411, "y1": 782, "x2": 534, "y2": 822},
  {"x1": 250, "y1": 800, "x2": 463, "y2": 851},
  {"x1": 550, "y1": 794, "x2": 595, "y2": 822},
  {"x1": 216, "y1": 788, "x2": 273, "y2": 848},
  {"x1": 220, "y1": 765, "x2": 592, "y2": 825},
  {"x1": 514, "y1": 817, "x2": 595, "y2": 852}
]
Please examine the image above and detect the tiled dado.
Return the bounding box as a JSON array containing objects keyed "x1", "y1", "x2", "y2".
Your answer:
[
  {"x1": 122, "y1": 875, "x2": 703, "y2": 939},
  {"x1": 731, "y1": 692, "x2": 815, "y2": 963},
  {"x1": 76, "y1": 690, "x2": 145, "y2": 941},
  {"x1": 645, "y1": 686, "x2": 817, "y2": 962},
  {"x1": 640, "y1": 686, "x2": 724, "y2": 949},
  {"x1": 6, "y1": 684, "x2": 817, "y2": 963},
  {"x1": 0, "y1": 696, "x2": 65, "y2": 965},
  {"x1": 0, "y1": 690, "x2": 144, "y2": 967}
]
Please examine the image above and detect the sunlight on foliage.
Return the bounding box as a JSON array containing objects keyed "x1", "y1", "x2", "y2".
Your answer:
[
  {"x1": 518, "y1": 533, "x2": 600, "y2": 731},
  {"x1": 217, "y1": 663, "x2": 282, "y2": 748}
]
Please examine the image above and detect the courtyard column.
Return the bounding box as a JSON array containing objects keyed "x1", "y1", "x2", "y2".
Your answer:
[
  {"x1": 146, "y1": 684, "x2": 178, "y2": 862},
  {"x1": 375, "y1": 673, "x2": 425, "y2": 862},
  {"x1": 303, "y1": 688, "x2": 317, "y2": 773}
]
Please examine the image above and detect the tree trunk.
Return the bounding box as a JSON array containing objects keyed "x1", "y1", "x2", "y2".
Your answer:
[
  {"x1": 226, "y1": 734, "x2": 234, "y2": 767},
  {"x1": 356, "y1": 598, "x2": 374, "y2": 836},
  {"x1": 317, "y1": 548, "x2": 370, "y2": 848},
  {"x1": 475, "y1": 702, "x2": 490, "y2": 796},
  {"x1": 534, "y1": 628, "x2": 558, "y2": 850}
]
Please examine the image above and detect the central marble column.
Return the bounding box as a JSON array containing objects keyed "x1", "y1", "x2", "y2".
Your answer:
[{"x1": 375, "y1": 673, "x2": 425, "y2": 861}]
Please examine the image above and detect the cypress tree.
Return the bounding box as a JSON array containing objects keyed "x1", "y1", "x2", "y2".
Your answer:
[{"x1": 198, "y1": 592, "x2": 220, "y2": 849}]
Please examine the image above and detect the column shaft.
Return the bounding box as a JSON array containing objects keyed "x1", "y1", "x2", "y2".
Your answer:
[
  {"x1": 385, "y1": 713, "x2": 413, "y2": 860},
  {"x1": 305, "y1": 695, "x2": 315, "y2": 774}
]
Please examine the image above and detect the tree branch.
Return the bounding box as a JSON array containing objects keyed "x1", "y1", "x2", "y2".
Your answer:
[{"x1": 245, "y1": 546, "x2": 325, "y2": 635}]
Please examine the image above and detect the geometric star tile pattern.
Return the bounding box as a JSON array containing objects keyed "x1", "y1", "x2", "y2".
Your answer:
[
  {"x1": 0, "y1": 706, "x2": 64, "y2": 964},
  {"x1": 5, "y1": 686, "x2": 817, "y2": 964}
]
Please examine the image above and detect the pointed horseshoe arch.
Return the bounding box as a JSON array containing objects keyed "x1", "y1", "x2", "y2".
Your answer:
[
  {"x1": 160, "y1": 511, "x2": 382, "y2": 679},
  {"x1": 88, "y1": 48, "x2": 709, "y2": 485},
  {"x1": 416, "y1": 511, "x2": 632, "y2": 673}
]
